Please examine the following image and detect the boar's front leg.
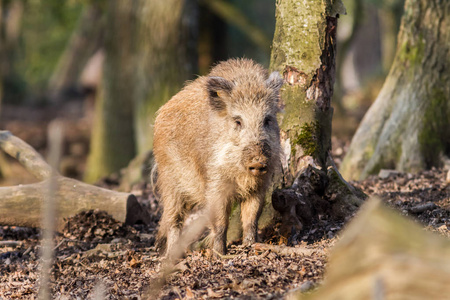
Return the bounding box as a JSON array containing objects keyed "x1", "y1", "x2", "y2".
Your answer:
[
  {"x1": 240, "y1": 193, "x2": 265, "y2": 245},
  {"x1": 206, "y1": 189, "x2": 232, "y2": 255}
]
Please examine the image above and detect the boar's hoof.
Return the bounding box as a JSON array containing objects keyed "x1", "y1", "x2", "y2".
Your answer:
[{"x1": 242, "y1": 235, "x2": 257, "y2": 246}]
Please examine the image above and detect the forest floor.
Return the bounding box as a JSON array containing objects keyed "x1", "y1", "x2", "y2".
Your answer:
[{"x1": 1, "y1": 103, "x2": 450, "y2": 299}]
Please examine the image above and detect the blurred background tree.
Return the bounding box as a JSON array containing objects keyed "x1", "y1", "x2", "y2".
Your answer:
[
  {"x1": 340, "y1": 0, "x2": 450, "y2": 180},
  {"x1": 47, "y1": 0, "x2": 105, "y2": 102},
  {"x1": 83, "y1": 0, "x2": 139, "y2": 183},
  {"x1": 333, "y1": 0, "x2": 404, "y2": 137},
  {"x1": 84, "y1": 0, "x2": 199, "y2": 183},
  {"x1": 1, "y1": 0, "x2": 25, "y2": 107},
  {"x1": 4, "y1": 0, "x2": 82, "y2": 105}
]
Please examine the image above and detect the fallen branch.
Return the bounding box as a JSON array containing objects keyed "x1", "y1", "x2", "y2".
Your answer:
[
  {"x1": 0, "y1": 131, "x2": 52, "y2": 180},
  {"x1": 0, "y1": 130, "x2": 150, "y2": 229},
  {"x1": 0, "y1": 240, "x2": 22, "y2": 247}
]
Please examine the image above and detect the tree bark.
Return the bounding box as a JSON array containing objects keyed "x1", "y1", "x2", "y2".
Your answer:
[
  {"x1": 84, "y1": 1, "x2": 138, "y2": 183},
  {"x1": 266, "y1": 0, "x2": 362, "y2": 236},
  {"x1": 0, "y1": 131, "x2": 150, "y2": 229},
  {"x1": 340, "y1": 0, "x2": 450, "y2": 180},
  {"x1": 133, "y1": 0, "x2": 198, "y2": 154},
  {"x1": 47, "y1": 3, "x2": 105, "y2": 101}
]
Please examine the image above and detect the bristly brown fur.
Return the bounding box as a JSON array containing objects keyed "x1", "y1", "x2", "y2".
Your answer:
[{"x1": 153, "y1": 58, "x2": 283, "y2": 256}]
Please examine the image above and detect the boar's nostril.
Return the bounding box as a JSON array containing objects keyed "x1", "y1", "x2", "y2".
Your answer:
[{"x1": 248, "y1": 162, "x2": 268, "y2": 176}]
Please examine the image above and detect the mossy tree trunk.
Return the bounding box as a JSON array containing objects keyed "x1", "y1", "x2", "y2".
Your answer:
[
  {"x1": 84, "y1": 1, "x2": 138, "y2": 183},
  {"x1": 266, "y1": 0, "x2": 363, "y2": 235},
  {"x1": 340, "y1": 0, "x2": 450, "y2": 180},
  {"x1": 270, "y1": 0, "x2": 340, "y2": 179},
  {"x1": 133, "y1": 0, "x2": 198, "y2": 154}
]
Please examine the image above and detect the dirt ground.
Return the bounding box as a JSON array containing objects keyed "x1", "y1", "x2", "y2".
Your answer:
[{"x1": 1, "y1": 103, "x2": 449, "y2": 299}]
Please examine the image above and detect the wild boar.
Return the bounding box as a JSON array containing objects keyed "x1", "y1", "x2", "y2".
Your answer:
[{"x1": 153, "y1": 58, "x2": 283, "y2": 256}]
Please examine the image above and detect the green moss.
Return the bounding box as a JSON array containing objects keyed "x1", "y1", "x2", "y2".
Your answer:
[
  {"x1": 292, "y1": 122, "x2": 317, "y2": 157},
  {"x1": 418, "y1": 88, "x2": 450, "y2": 168},
  {"x1": 397, "y1": 36, "x2": 425, "y2": 66},
  {"x1": 279, "y1": 86, "x2": 316, "y2": 132}
]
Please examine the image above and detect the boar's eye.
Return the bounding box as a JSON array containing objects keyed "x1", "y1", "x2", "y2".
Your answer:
[{"x1": 233, "y1": 117, "x2": 243, "y2": 130}]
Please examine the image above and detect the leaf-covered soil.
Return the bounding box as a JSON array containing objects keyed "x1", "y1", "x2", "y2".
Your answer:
[
  {"x1": 2, "y1": 164, "x2": 449, "y2": 299},
  {"x1": 1, "y1": 105, "x2": 450, "y2": 299}
]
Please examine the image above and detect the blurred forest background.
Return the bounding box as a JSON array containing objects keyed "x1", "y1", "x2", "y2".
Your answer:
[{"x1": 0, "y1": 0, "x2": 405, "y2": 185}]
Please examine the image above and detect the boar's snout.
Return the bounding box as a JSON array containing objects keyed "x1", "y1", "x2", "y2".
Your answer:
[
  {"x1": 248, "y1": 161, "x2": 268, "y2": 176},
  {"x1": 243, "y1": 140, "x2": 272, "y2": 176}
]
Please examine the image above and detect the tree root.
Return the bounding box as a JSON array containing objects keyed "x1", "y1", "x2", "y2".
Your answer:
[{"x1": 272, "y1": 153, "x2": 366, "y2": 241}]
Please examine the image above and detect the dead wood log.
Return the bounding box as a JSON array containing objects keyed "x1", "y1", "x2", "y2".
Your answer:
[
  {"x1": 0, "y1": 130, "x2": 150, "y2": 229},
  {"x1": 296, "y1": 197, "x2": 450, "y2": 300}
]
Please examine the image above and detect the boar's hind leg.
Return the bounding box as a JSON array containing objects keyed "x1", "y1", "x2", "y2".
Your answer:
[
  {"x1": 241, "y1": 193, "x2": 264, "y2": 245},
  {"x1": 208, "y1": 197, "x2": 232, "y2": 255}
]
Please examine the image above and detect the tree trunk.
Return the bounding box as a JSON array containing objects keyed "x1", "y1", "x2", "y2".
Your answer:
[
  {"x1": 47, "y1": 3, "x2": 105, "y2": 101},
  {"x1": 133, "y1": 0, "x2": 198, "y2": 154},
  {"x1": 340, "y1": 0, "x2": 450, "y2": 180},
  {"x1": 84, "y1": 1, "x2": 138, "y2": 183},
  {"x1": 270, "y1": 0, "x2": 342, "y2": 179},
  {"x1": 265, "y1": 0, "x2": 363, "y2": 237}
]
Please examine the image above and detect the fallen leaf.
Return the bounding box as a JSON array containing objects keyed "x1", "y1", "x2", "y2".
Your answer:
[{"x1": 185, "y1": 287, "x2": 195, "y2": 299}]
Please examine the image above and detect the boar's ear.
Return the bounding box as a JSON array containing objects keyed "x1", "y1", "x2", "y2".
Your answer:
[
  {"x1": 265, "y1": 71, "x2": 284, "y2": 91},
  {"x1": 207, "y1": 76, "x2": 234, "y2": 111}
]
